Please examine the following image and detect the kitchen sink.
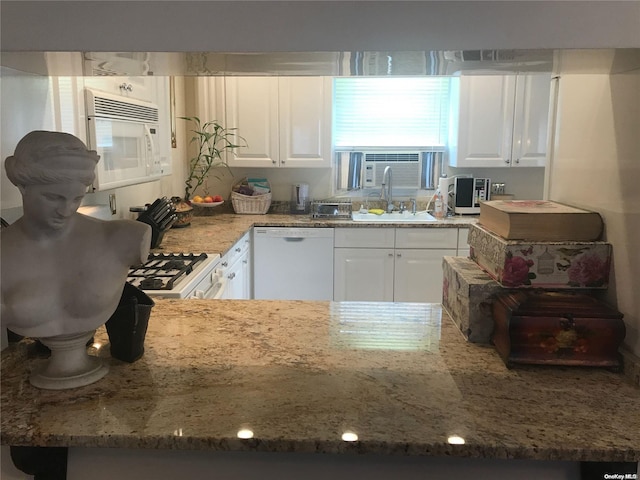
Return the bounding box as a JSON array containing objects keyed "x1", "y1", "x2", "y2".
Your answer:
[{"x1": 351, "y1": 211, "x2": 438, "y2": 222}]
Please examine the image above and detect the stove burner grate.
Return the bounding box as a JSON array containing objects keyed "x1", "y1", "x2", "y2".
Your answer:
[{"x1": 127, "y1": 253, "x2": 208, "y2": 290}]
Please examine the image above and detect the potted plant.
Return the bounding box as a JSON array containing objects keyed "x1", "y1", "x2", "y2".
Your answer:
[{"x1": 172, "y1": 116, "x2": 246, "y2": 226}]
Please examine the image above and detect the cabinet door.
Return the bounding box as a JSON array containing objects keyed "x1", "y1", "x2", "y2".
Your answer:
[
  {"x1": 225, "y1": 77, "x2": 279, "y2": 167},
  {"x1": 452, "y1": 75, "x2": 516, "y2": 167},
  {"x1": 511, "y1": 74, "x2": 551, "y2": 167},
  {"x1": 222, "y1": 257, "x2": 243, "y2": 299},
  {"x1": 279, "y1": 77, "x2": 332, "y2": 168},
  {"x1": 394, "y1": 249, "x2": 456, "y2": 303},
  {"x1": 457, "y1": 227, "x2": 470, "y2": 257},
  {"x1": 334, "y1": 248, "x2": 394, "y2": 301},
  {"x1": 240, "y1": 250, "x2": 251, "y2": 299},
  {"x1": 84, "y1": 76, "x2": 155, "y2": 103}
]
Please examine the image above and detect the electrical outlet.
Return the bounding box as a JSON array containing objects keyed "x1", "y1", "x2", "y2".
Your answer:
[{"x1": 109, "y1": 194, "x2": 117, "y2": 215}]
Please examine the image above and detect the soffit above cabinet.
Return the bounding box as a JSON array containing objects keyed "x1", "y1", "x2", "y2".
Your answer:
[{"x1": 2, "y1": 49, "x2": 639, "y2": 78}]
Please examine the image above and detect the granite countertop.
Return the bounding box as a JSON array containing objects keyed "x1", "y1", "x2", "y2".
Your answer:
[
  {"x1": 157, "y1": 212, "x2": 476, "y2": 258},
  {"x1": 2, "y1": 300, "x2": 639, "y2": 462}
]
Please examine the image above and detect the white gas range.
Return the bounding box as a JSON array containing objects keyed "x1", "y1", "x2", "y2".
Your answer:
[{"x1": 127, "y1": 252, "x2": 222, "y2": 299}]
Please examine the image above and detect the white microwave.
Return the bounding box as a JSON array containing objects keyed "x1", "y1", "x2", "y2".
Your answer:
[{"x1": 85, "y1": 88, "x2": 162, "y2": 191}]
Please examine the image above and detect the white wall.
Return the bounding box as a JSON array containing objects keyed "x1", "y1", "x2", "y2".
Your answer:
[
  {"x1": 548, "y1": 71, "x2": 640, "y2": 355},
  {"x1": 0, "y1": 68, "x2": 56, "y2": 221}
]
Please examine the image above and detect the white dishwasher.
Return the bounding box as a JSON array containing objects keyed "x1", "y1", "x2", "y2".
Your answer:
[{"x1": 253, "y1": 227, "x2": 334, "y2": 300}]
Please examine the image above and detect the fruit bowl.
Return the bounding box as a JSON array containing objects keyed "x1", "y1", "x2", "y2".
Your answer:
[{"x1": 191, "y1": 200, "x2": 224, "y2": 208}]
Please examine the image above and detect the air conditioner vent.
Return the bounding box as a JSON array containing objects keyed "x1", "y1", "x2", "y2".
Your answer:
[
  {"x1": 93, "y1": 96, "x2": 159, "y2": 123},
  {"x1": 363, "y1": 152, "x2": 422, "y2": 189},
  {"x1": 364, "y1": 153, "x2": 420, "y2": 163}
]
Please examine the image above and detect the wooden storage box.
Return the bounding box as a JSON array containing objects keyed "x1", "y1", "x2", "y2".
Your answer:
[
  {"x1": 492, "y1": 291, "x2": 625, "y2": 370},
  {"x1": 442, "y1": 256, "x2": 504, "y2": 343},
  {"x1": 468, "y1": 223, "x2": 612, "y2": 289}
]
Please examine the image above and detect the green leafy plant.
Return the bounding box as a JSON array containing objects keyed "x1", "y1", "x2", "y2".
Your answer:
[{"x1": 180, "y1": 116, "x2": 247, "y2": 201}]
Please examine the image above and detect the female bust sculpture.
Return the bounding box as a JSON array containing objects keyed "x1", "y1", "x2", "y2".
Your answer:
[{"x1": 1, "y1": 131, "x2": 151, "y2": 388}]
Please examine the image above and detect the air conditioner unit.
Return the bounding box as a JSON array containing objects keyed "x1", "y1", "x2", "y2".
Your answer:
[{"x1": 363, "y1": 152, "x2": 422, "y2": 189}]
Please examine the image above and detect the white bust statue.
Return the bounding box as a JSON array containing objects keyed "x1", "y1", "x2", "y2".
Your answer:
[{"x1": 0, "y1": 130, "x2": 151, "y2": 388}]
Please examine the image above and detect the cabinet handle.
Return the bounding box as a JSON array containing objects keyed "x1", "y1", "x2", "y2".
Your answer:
[
  {"x1": 119, "y1": 83, "x2": 133, "y2": 92},
  {"x1": 235, "y1": 247, "x2": 241, "y2": 252},
  {"x1": 228, "y1": 272, "x2": 236, "y2": 280},
  {"x1": 388, "y1": 253, "x2": 394, "y2": 257},
  {"x1": 222, "y1": 261, "x2": 228, "y2": 267},
  {"x1": 396, "y1": 253, "x2": 402, "y2": 258},
  {"x1": 515, "y1": 158, "x2": 520, "y2": 164},
  {"x1": 505, "y1": 159, "x2": 511, "y2": 164}
]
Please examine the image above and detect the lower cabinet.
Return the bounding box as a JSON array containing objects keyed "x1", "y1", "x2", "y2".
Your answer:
[
  {"x1": 221, "y1": 232, "x2": 252, "y2": 299},
  {"x1": 334, "y1": 247, "x2": 395, "y2": 301},
  {"x1": 394, "y1": 248, "x2": 455, "y2": 303},
  {"x1": 334, "y1": 227, "x2": 460, "y2": 303}
]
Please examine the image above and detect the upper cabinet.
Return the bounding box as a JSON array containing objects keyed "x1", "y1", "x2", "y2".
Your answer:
[
  {"x1": 83, "y1": 75, "x2": 156, "y2": 103},
  {"x1": 224, "y1": 76, "x2": 332, "y2": 168},
  {"x1": 448, "y1": 74, "x2": 551, "y2": 168}
]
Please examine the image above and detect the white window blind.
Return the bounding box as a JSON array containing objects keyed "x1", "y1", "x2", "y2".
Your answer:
[{"x1": 333, "y1": 77, "x2": 451, "y2": 149}]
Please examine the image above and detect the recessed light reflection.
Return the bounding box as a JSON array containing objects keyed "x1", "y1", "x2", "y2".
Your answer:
[
  {"x1": 341, "y1": 431, "x2": 358, "y2": 442},
  {"x1": 237, "y1": 428, "x2": 254, "y2": 439},
  {"x1": 447, "y1": 435, "x2": 465, "y2": 445},
  {"x1": 173, "y1": 428, "x2": 183, "y2": 437}
]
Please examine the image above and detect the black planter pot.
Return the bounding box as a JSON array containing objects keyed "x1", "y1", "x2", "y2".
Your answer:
[{"x1": 105, "y1": 283, "x2": 154, "y2": 363}]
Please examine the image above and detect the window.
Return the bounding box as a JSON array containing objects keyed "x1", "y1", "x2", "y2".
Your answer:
[{"x1": 333, "y1": 77, "x2": 452, "y2": 149}]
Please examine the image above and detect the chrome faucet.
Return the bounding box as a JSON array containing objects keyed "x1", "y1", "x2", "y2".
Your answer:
[
  {"x1": 381, "y1": 166, "x2": 394, "y2": 213},
  {"x1": 410, "y1": 198, "x2": 417, "y2": 214}
]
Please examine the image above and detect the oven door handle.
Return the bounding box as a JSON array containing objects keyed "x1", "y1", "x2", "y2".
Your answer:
[
  {"x1": 209, "y1": 276, "x2": 227, "y2": 299},
  {"x1": 187, "y1": 267, "x2": 227, "y2": 299}
]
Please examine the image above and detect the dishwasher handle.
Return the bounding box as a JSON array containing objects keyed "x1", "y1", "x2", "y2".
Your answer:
[{"x1": 284, "y1": 237, "x2": 305, "y2": 242}]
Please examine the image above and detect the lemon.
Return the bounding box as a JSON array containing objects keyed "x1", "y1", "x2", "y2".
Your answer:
[{"x1": 192, "y1": 195, "x2": 203, "y2": 203}]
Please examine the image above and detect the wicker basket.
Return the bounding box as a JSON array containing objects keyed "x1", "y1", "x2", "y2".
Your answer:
[{"x1": 231, "y1": 191, "x2": 272, "y2": 214}]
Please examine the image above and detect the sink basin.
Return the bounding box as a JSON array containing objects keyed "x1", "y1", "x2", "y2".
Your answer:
[{"x1": 351, "y1": 211, "x2": 438, "y2": 222}]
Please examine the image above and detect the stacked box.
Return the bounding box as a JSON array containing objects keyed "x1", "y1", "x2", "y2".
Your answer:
[
  {"x1": 468, "y1": 223, "x2": 612, "y2": 289},
  {"x1": 442, "y1": 256, "x2": 505, "y2": 344}
]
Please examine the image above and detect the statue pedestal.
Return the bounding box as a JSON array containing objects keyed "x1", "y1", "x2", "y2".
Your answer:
[{"x1": 30, "y1": 330, "x2": 109, "y2": 390}]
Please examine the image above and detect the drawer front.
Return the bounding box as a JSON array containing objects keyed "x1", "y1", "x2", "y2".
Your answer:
[
  {"x1": 395, "y1": 228, "x2": 458, "y2": 249},
  {"x1": 335, "y1": 228, "x2": 395, "y2": 248}
]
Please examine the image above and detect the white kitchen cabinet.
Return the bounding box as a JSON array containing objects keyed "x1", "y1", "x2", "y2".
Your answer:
[
  {"x1": 334, "y1": 227, "x2": 458, "y2": 303},
  {"x1": 394, "y1": 229, "x2": 458, "y2": 303},
  {"x1": 449, "y1": 74, "x2": 551, "y2": 168},
  {"x1": 221, "y1": 232, "x2": 251, "y2": 299},
  {"x1": 457, "y1": 227, "x2": 470, "y2": 258},
  {"x1": 83, "y1": 75, "x2": 156, "y2": 103},
  {"x1": 334, "y1": 247, "x2": 395, "y2": 301},
  {"x1": 224, "y1": 76, "x2": 332, "y2": 168}
]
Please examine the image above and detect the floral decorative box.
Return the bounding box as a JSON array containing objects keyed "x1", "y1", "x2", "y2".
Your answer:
[
  {"x1": 442, "y1": 256, "x2": 505, "y2": 343},
  {"x1": 491, "y1": 291, "x2": 625, "y2": 369},
  {"x1": 468, "y1": 224, "x2": 612, "y2": 289}
]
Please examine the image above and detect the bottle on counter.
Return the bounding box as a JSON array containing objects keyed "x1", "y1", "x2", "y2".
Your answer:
[{"x1": 434, "y1": 190, "x2": 445, "y2": 219}]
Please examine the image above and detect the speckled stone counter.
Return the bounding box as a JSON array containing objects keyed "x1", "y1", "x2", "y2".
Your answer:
[
  {"x1": 2, "y1": 300, "x2": 639, "y2": 462},
  {"x1": 156, "y1": 213, "x2": 475, "y2": 258}
]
